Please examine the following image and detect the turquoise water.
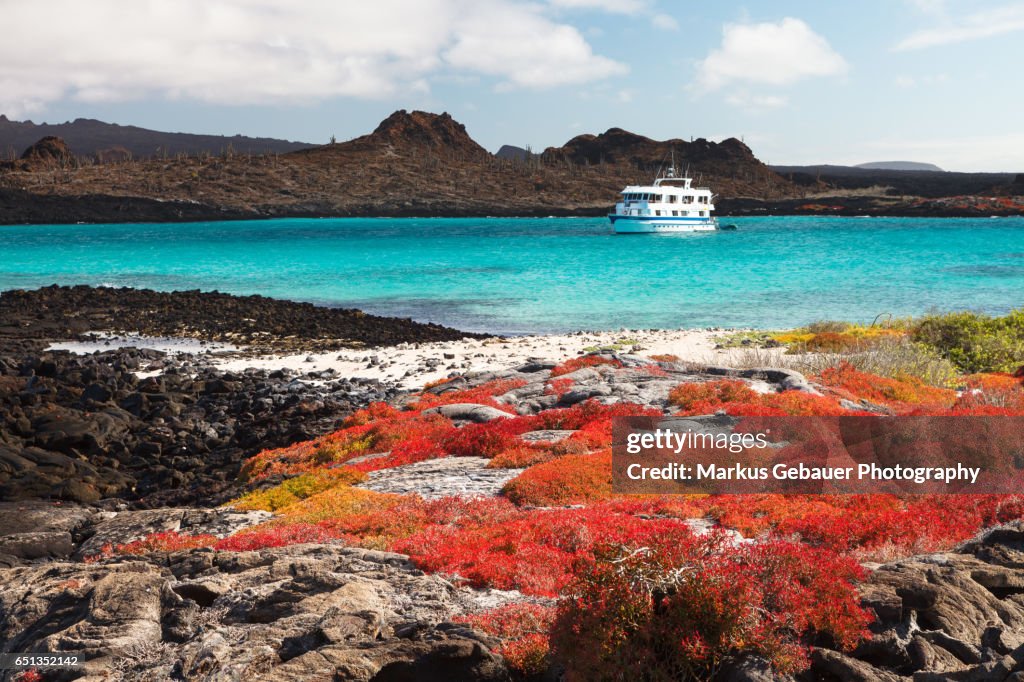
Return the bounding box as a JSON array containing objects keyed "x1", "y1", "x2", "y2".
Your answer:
[{"x1": 2, "y1": 216, "x2": 1023, "y2": 333}]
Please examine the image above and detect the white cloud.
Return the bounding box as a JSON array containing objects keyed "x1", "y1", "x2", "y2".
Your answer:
[
  {"x1": 725, "y1": 92, "x2": 788, "y2": 110},
  {"x1": 651, "y1": 13, "x2": 679, "y2": 31},
  {"x1": 445, "y1": 4, "x2": 627, "y2": 89},
  {"x1": 894, "y1": 3, "x2": 1024, "y2": 49},
  {"x1": 0, "y1": 0, "x2": 626, "y2": 117},
  {"x1": 547, "y1": 0, "x2": 647, "y2": 13},
  {"x1": 696, "y1": 18, "x2": 848, "y2": 91}
]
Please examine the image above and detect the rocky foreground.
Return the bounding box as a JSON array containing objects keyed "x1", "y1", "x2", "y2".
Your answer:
[
  {"x1": 3, "y1": 288, "x2": 1024, "y2": 680},
  {"x1": 1, "y1": 353, "x2": 1023, "y2": 680},
  {"x1": 4, "y1": 492, "x2": 1024, "y2": 682}
]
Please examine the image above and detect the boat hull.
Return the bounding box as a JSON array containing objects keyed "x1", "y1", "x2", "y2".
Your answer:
[{"x1": 609, "y1": 215, "x2": 717, "y2": 233}]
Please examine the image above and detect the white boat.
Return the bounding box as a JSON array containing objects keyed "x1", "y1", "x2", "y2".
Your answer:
[{"x1": 609, "y1": 162, "x2": 717, "y2": 233}]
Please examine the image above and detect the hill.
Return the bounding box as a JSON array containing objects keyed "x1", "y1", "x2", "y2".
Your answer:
[
  {"x1": 496, "y1": 144, "x2": 530, "y2": 161},
  {"x1": 0, "y1": 115, "x2": 313, "y2": 161},
  {"x1": 855, "y1": 161, "x2": 944, "y2": 172},
  {"x1": 0, "y1": 110, "x2": 794, "y2": 222}
]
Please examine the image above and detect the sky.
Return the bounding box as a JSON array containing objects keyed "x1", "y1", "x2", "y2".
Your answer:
[{"x1": 1, "y1": 0, "x2": 1022, "y2": 171}]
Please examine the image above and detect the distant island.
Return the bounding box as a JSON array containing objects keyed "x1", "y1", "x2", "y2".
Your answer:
[
  {"x1": 855, "y1": 161, "x2": 944, "y2": 172},
  {"x1": 0, "y1": 110, "x2": 1021, "y2": 224},
  {"x1": 0, "y1": 114, "x2": 313, "y2": 161}
]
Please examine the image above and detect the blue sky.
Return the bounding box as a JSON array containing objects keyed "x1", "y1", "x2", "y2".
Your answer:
[{"x1": 2, "y1": 0, "x2": 1022, "y2": 171}]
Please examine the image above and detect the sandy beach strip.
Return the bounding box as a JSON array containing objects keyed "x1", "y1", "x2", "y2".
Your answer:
[{"x1": 87, "y1": 328, "x2": 762, "y2": 388}]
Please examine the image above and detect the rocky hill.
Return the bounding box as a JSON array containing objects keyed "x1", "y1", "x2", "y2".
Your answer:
[
  {"x1": 0, "y1": 110, "x2": 796, "y2": 223},
  {"x1": 1, "y1": 110, "x2": 1020, "y2": 223},
  {"x1": 0, "y1": 114, "x2": 313, "y2": 161}
]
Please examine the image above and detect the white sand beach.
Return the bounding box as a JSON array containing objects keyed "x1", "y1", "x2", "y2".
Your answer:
[{"x1": 49, "y1": 328, "x2": 764, "y2": 389}]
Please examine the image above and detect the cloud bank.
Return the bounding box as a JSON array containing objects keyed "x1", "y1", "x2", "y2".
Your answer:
[
  {"x1": 894, "y1": 2, "x2": 1024, "y2": 49},
  {"x1": 0, "y1": 0, "x2": 627, "y2": 116},
  {"x1": 696, "y1": 18, "x2": 847, "y2": 91}
]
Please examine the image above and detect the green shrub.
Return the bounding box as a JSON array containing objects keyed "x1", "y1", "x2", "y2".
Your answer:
[
  {"x1": 804, "y1": 320, "x2": 852, "y2": 334},
  {"x1": 913, "y1": 310, "x2": 1024, "y2": 373}
]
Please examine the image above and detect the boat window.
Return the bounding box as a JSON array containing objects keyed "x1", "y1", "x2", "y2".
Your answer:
[
  {"x1": 655, "y1": 210, "x2": 661, "y2": 216},
  {"x1": 672, "y1": 210, "x2": 678, "y2": 216}
]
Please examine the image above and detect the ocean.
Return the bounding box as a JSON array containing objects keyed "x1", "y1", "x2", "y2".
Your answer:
[{"x1": 2, "y1": 216, "x2": 1022, "y2": 334}]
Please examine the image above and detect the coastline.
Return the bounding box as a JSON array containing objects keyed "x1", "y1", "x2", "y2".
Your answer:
[
  {"x1": 3, "y1": 189, "x2": 1022, "y2": 225},
  {"x1": 52, "y1": 327, "x2": 752, "y2": 390},
  {"x1": 0, "y1": 285, "x2": 748, "y2": 506}
]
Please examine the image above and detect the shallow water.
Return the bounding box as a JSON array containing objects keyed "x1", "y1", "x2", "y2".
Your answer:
[{"x1": 2, "y1": 216, "x2": 1023, "y2": 333}]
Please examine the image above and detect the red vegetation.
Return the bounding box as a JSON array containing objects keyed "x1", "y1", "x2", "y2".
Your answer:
[
  {"x1": 201, "y1": 360, "x2": 1024, "y2": 680},
  {"x1": 14, "y1": 670, "x2": 43, "y2": 682},
  {"x1": 550, "y1": 355, "x2": 623, "y2": 377},
  {"x1": 682, "y1": 493, "x2": 1024, "y2": 560},
  {"x1": 816, "y1": 362, "x2": 955, "y2": 409},
  {"x1": 649, "y1": 353, "x2": 680, "y2": 362},
  {"x1": 409, "y1": 378, "x2": 526, "y2": 411},
  {"x1": 393, "y1": 500, "x2": 700, "y2": 597},
  {"x1": 503, "y1": 450, "x2": 612, "y2": 506},
  {"x1": 456, "y1": 603, "x2": 556, "y2": 676},
  {"x1": 669, "y1": 379, "x2": 853, "y2": 416},
  {"x1": 551, "y1": 533, "x2": 871, "y2": 679},
  {"x1": 213, "y1": 523, "x2": 338, "y2": 552},
  {"x1": 106, "y1": 531, "x2": 217, "y2": 556},
  {"x1": 544, "y1": 377, "x2": 574, "y2": 396}
]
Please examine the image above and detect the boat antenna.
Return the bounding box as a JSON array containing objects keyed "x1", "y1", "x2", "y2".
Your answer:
[{"x1": 667, "y1": 149, "x2": 676, "y2": 178}]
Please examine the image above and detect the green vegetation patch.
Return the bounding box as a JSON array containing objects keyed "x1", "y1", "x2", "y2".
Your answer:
[{"x1": 913, "y1": 310, "x2": 1024, "y2": 374}]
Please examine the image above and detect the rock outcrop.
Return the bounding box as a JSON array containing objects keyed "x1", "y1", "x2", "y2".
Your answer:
[
  {"x1": 0, "y1": 543, "x2": 510, "y2": 681},
  {"x1": 804, "y1": 522, "x2": 1024, "y2": 681},
  {"x1": 18, "y1": 135, "x2": 75, "y2": 169}
]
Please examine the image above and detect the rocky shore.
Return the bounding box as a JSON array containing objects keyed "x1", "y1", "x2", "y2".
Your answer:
[
  {"x1": 3, "y1": 285, "x2": 1024, "y2": 681},
  {"x1": 0, "y1": 285, "x2": 483, "y2": 354},
  {"x1": 0, "y1": 286, "x2": 484, "y2": 512}
]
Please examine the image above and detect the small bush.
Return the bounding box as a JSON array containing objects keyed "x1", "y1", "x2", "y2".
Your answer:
[
  {"x1": 668, "y1": 380, "x2": 758, "y2": 413},
  {"x1": 231, "y1": 467, "x2": 366, "y2": 511},
  {"x1": 649, "y1": 353, "x2": 680, "y2": 362},
  {"x1": 550, "y1": 536, "x2": 871, "y2": 680},
  {"x1": 816, "y1": 362, "x2": 955, "y2": 408},
  {"x1": 804, "y1": 320, "x2": 852, "y2": 334},
  {"x1": 488, "y1": 443, "x2": 557, "y2": 469},
  {"x1": 456, "y1": 603, "x2": 556, "y2": 677},
  {"x1": 913, "y1": 309, "x2": 1024, "y2": 373},
  {"x1": 503, "y1": 450, "x2": 612, "y2": 506}
]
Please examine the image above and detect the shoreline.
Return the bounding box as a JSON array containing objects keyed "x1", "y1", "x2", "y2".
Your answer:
[
  {"x1": 2, "y1": 189, "x2": 1022, "y2": 226},
  {"x1": 50, "y1": 327, "x2": 755, "y2": 390}
]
